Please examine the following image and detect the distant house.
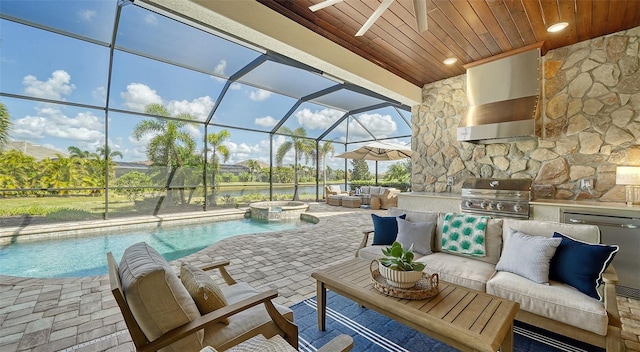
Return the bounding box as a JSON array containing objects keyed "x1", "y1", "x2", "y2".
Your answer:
[
  {"x1": 113, "y1": 161, "x2": 150, "y2": 177},
  {"x1": 219, "y1": 164, "x2": 249, "y2": 176},
  {"x1": 112, "y1": 161, "x2": 249, "y2": 177},
  {"x1": 2, "y1": 141, "x2": 69, "y2": 161}
]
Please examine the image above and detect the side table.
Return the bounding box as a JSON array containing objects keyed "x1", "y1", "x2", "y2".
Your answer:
[{"x1": 370, "y1": 196, "x2": 381, "y2": 210}]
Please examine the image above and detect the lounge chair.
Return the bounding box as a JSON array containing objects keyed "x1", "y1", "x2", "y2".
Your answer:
[
  {"x1": 324, "y1": 185, "x2": 348, "y2": 203},
  {"x1": 108, "y1": 242, "x2": 352, "y2": 352}
]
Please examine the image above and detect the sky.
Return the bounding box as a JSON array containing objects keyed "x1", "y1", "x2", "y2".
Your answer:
[{"x1": 0, "y1": 0, "x2": 411, "y2": 173}]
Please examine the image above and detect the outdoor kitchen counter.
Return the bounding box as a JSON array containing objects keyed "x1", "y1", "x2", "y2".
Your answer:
[
  {"x1": 398, "y1": 192, "x2": 639, "y2": 221},
  {"x1": 398, "y1": 192, "x2": 461, "y2": 213},
  {"x1": 530, "y1": 199, "x2": 639, "y2": 221}
]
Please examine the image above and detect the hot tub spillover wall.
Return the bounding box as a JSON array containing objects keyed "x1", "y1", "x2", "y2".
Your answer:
[{"x1": 249, "y1": 201, "x2": 309, "y2": 220}]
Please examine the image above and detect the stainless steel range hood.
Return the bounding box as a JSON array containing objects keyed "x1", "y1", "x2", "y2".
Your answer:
[{"x1": 457, "y1": 45, "x2": 542, "y2": 143}]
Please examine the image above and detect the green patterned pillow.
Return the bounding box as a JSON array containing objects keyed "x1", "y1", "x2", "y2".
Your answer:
[{"x1": 441, "y1": 213, "x2": 488, "y2": 257}]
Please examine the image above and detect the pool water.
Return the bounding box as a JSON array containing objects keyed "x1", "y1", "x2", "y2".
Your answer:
[{"x1": 0, "y1": 218, "x2": 311, "y2": 278}]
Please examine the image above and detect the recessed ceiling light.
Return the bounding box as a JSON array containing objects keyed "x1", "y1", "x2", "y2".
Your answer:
[
  {"x1": 547, "y1": 22, "x2": 569, "y2": 33},
  {"x1": 443, "y1": 57, "x2": 457, "y2": 65}
]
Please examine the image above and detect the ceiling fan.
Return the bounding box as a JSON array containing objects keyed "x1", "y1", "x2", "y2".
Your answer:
[{"x1": 309, "y1": 0, "x2": 428, "y2": 36}]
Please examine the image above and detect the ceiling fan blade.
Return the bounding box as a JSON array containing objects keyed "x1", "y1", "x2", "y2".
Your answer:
[
  {"x1": 309, "y1": 0, "x2": 345, "y2": 12},
  {"x1": 355, "y1": 0, "x2": 394, "y2": 36},
  {"x1": 413, "y1": 0, "x2": 428, "y2": 32}
]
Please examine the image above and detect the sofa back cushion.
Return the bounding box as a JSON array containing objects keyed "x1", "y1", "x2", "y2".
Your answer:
[
  {"x1": 369, "y1": 186, "x2": 382, "y2": 195},
  {"x1": 388, "y1": 208, "x2": 438, "y2": 224},
  {"x1": 328, "y1": 185, "x2": 342, "y2": 192},
  {"x1": 502, "y1": 219, "x2": 600, "y2": 243},
  {"x1": 119, "y1": 242, "x2": 203, "y2": 352},
  {"x1": 435, "y1": 213, "x2": 503, "y2": 265},
  {"x1": 389, "y1": 208, "x2": 441, "y2": 256}
]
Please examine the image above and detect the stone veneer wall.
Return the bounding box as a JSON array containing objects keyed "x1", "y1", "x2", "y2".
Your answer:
[{"x1": 412, "y1": 27, "x2": 640, "y2": 202}]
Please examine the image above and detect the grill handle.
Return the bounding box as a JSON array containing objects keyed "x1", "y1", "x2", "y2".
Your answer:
[{"x1": 568, "y1": 218, "x2": 639, "y2": 229}]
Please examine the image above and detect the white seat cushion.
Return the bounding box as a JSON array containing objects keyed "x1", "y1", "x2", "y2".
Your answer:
[
  {"x1": 415, "y1": 252, "x2": 496, "y2": 291},
  {"x1": 203, "y1": 282, "x2": 294, "y2": 351},
  {"x1": 356, "y1": 244, "x2": 428, "y2": 262},
  {"x1": 486, "y1": 271, "x2": 608, "y2": 335}
]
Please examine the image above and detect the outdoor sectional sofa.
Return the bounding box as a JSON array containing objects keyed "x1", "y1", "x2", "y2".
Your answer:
[
  {"x1": 359, "y1": 186, "x2": 400, "y2": 209},
  {"x1": 356, "y1": 208, "x2": 623, "y2": 352}
]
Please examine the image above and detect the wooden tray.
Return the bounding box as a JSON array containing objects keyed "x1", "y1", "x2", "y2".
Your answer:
[{"x1": 370, "y1": 269, "x2": 439, "y2": 300}]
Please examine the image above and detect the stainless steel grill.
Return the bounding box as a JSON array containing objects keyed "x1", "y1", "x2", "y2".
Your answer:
[{"x1": 461, "y1": 178, "x2": 532, "y2": 219}]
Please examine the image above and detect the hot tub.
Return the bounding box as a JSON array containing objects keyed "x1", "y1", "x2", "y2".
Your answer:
[{"x1": 249, "y1": 201, "x2": 309, "y2": 220}]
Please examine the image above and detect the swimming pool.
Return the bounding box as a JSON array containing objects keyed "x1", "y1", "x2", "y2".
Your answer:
[{"x1": 0, "y1": 218, "x2": 312, "y2": 278}]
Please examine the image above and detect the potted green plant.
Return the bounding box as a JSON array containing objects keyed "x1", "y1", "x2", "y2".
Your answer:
[{"x1": 377, "y1": 241, "x2": 426, "y2": 288}]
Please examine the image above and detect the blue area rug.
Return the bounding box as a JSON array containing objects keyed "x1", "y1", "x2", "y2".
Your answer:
[{"x1": 292, "y1": 291, "x2": 604, "y2": 352}]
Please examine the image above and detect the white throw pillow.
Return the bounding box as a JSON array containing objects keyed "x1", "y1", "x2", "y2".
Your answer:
[
  {"x1": 495, "y1": 229, "x2": 561, "y2": 284},
  {"x1": 395, "y1": 218, "x2": 435, "y2": 256}
]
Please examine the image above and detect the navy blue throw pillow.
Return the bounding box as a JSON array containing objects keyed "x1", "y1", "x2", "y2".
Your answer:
[
  {"x1": 549, "y1": 232, "x2": 619, "y2": 301},
  {"x1": 371, "y1": 213, "x2": 406, "y2": 245}
]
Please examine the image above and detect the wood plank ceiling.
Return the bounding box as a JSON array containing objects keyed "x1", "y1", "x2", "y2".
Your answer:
[{"x1": 257, "y1": 0, "x2": 640, "y2": 87}]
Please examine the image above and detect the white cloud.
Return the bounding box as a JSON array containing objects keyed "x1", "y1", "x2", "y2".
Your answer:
[
  {"x1": 93, "y1": 86, "x2": 106, "y2": 104},
  {"x1": 214, "y1": 60, "x2": 227, "y2": 76},
  {"x1": 295, "y1": 108, "x2": 343, "y2": 130},
  {"x1": 121, "y1": 83, "x2": 162, "y2": 112},
  {"x1": 166, "y1": 96, "x2": 215, "y2": 120},
  {"x1": 144, "y1": 13, "x2": 158, "y2": 25},
  {"x1": 78, "y1": 9, "x2": 96, "y2": 21},
  {"x1": 249, "y1": 89, "x2": 271, "y2": 101},
  {"x1": 126, "y1": 136, "x2": 151, "y2": 161},
  {"x1": 350, "y1": 113, "x2": 397, "y2": 139},
  {"x1": 217, "y1": 135, "x2": 286, "y2": 166},
  {"x1": 254, "y1": 115, "x2": 278, "y2": 128},
  {"x1": 230, "y1": 83, "x2": 242, "y2": 90},
  {"x1": 23, "y1": 70, "x2": 75, "y2": 100},
  {"x1": 12, "y1": 107, "x2": 104, "y2": 143}
]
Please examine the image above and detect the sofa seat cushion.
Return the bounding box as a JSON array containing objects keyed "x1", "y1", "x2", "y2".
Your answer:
[
  {"x1": 203, "y1": 282, "x2": 293, "y2": 351},
  {"x1": 119, "y1": 242, "x2": 203, "y2": 352},
  {"x1": 486, "y1": 271, "x2": 608, "y2": 336},
  {"x1": 356, "y1": 244, "x2": 428, "y2": 262},
  {"x1": 415, "y1": 252, "x2": 496, "y2": 292}
]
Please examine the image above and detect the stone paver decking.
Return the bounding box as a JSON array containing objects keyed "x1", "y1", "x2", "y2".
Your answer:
[{"x1": 1, "y1": 203, "x2": 639, "y2": 351}]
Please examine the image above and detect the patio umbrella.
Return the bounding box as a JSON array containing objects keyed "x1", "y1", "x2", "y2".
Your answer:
[{"x1": 335, "y1": 141, "x2": 412, "y2": 184}]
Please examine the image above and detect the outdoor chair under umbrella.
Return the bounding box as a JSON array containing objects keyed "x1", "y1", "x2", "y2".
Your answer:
[{"x1": 335, "y1": 141, "x2": 412, "y2": 184}]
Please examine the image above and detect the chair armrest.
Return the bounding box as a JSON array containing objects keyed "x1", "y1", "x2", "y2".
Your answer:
[
  {"x1": 356, "y1": 230, "x2": 373, "y2": 257},
  {"x1": 200, "y1": 260, "x2": 237, "y2": 285},
  {"x1": 602, "y1": 265, "x2": 622, "y2": 329},
  {"x1": 601, "y1": 264, "x2": 618, "y2": 284},
  {"x1": 317, "y1": 334, "x2": 354, "y2": 352},
  {"x1": 140, "y1": 289, "x2": 295, "y2": 352}
]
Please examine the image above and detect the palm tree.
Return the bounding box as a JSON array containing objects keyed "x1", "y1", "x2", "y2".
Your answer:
[
  {"x1": 246, "y1": 159, "x2": 261, "y2": 182},
  {"x1": 206, "y1": 129, "x2": 230, "y2": 206},
  {"x1": 96, "y1": 145, "x2": 124, "y2": 161},
  {"x1": 133, "y1": 103, "x2": 197, "y2": 206},
  {"x1": 0, "y1": 102, "x2": 10, "y2": 149},
  {"x1": 318, "y1": 140, "x2": 335, "y2": 195},
  {"x1": 276, "y1": 127, "x2": 314, "y2": 200},
  {"x1": 0, "y1": 150, "x2": 37, "y2": 193},
  {"x1": 39, "y1": 154, "x2": 82, "y2": 194},
  {"x1": 67, "y1": 146, "x2": 93, "y2": 159}
]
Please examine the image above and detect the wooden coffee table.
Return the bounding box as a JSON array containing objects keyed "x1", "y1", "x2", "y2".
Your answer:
[{"x1": 311, "y1": 258, "x2": 519, "y2": 352}]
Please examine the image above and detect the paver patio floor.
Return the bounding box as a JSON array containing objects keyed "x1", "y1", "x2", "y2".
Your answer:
[{"x1": 1, "y1": 203, "x2": 638, "y2": 351}]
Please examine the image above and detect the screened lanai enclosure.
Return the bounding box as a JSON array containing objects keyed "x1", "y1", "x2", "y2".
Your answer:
[{"x1": 0, "y1": 0, "x2": 412, "y2": 225}]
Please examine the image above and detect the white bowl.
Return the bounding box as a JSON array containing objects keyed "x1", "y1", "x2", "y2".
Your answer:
[{"x1": 378, "y1": 264, "x2": 423, "y2": 288}]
